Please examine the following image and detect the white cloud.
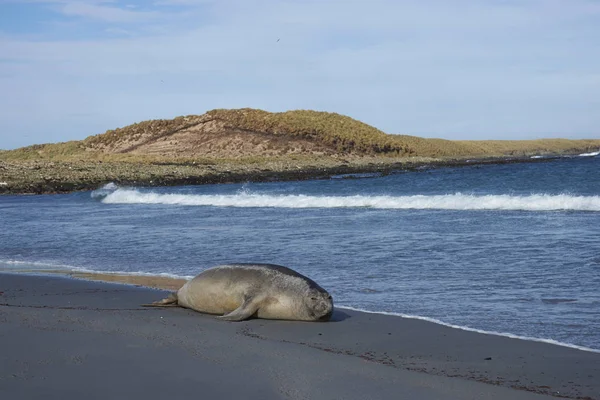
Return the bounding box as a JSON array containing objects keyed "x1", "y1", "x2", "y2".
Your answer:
[{"x1": 58, "y1": 2, "x2": 160, "y2": 22}]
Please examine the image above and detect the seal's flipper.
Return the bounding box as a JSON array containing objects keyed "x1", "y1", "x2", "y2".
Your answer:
[
  {"x1": 218, "y1": 298, "x2": 260, "y2": 321},
  {"x1": 141, "y1": 292, "x2": 178, "y2": 307}
]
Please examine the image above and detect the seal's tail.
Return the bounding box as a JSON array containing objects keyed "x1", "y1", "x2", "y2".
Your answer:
[{"x1": 141, "y1": 292, "x2": 179, "y2": 307}]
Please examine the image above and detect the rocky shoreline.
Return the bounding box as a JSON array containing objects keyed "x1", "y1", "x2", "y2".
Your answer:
[{"x1": 0, "y1": 155, "x2": 569, "y2": 195}]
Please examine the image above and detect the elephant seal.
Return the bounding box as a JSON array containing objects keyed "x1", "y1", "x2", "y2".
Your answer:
[{"x1": 144, "y1": 263, "x2": 334, "y2": 322}]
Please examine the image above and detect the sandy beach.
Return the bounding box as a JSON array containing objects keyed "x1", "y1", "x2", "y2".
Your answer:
[{"x1": 1, "y1": 272, "x2": 598, "y2": 399}]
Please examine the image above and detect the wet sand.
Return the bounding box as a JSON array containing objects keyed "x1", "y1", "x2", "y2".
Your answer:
[{"x1": 1, "y1": 272, "x2": 598, "y2": 399}]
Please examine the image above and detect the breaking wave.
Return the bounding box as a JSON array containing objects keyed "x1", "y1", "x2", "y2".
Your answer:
[
  {"x1": 96, "y1": 189, "x2": 600, "y2": 211},
  {"x1": 91, "y1": 182, "x2": 119, "y2": 199}
]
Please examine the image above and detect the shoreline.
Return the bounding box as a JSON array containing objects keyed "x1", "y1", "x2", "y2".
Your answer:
[
  {"x1": 1, "y1": 271, "x2": 599, "y2": 399},
  {"x1": 0, "y1": 153, "x2": 575, "y2": 195},
  {"x1": 4, "y1": 267, "x2": 600, "y2": 355}
]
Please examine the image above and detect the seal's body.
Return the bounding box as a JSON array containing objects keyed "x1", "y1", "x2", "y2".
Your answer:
[{"x1": 146, "y1": 264, "x2": 333, "y2": 322}]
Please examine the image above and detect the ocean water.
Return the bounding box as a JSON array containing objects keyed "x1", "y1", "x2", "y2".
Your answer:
[{"x1": 1, "y1": 155, "x2": 599, "y2": 351}]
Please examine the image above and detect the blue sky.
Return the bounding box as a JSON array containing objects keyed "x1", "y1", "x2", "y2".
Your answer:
[{"x1": 1, "y1": 0, "x2": 599, "y2": 149}]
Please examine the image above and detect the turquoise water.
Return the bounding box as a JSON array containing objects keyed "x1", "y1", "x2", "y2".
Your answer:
[{"x1": 1, "y1": 155, "x2": 599, "y2": 349}]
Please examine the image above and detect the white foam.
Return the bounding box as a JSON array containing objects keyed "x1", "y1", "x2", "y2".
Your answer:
[
  {"x1": 339, "y1": 306, "x2": 600, "y2": 353},
  {"x1": 91, "y1": 182, "x2": 119, "y2": 199},
  {"x1": 0, "y1": 260, "x2": 193, "y2": 281},
  {"x1": 0, "y1": 260, "x2": 78, "y2": 270},
  {"x1": 102, "y1": 182, "x2": 118, "y2": 190},
  {"x1": 99, "y1": 189, "x2": 600, "y2": 211},
  {"x1": 579, "y1": 150, "x2": 600, "y2": 157}
]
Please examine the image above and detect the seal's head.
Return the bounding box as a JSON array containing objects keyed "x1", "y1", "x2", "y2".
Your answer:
[{"x1": 305, "y1": 288, "x2": 334, "y2": 322}]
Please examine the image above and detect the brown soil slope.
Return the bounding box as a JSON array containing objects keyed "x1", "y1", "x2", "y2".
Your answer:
[{"x1": 81, "y1": 108, "x2": 409, "y2": 159}]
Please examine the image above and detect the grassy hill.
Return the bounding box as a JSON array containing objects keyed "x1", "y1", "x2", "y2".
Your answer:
[{"x1": 3, "y1": 108, "x2": 598, "y2": 163}]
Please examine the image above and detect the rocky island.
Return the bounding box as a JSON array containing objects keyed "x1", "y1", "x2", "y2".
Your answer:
[{"x1": 1, "y1": 108, "x2": 599, "y2": 194}]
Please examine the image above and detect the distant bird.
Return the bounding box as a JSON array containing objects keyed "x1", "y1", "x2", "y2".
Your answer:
[{"x1": 277, "y1": 38, "x2": 280, "y2": 42}]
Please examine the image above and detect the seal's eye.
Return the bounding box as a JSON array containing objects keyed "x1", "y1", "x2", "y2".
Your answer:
[{"x1": 311, "y1": 297, "x2": 317, "y2": 301}]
